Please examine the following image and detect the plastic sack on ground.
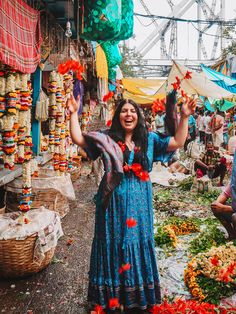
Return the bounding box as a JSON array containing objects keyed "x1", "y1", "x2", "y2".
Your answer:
[{"x1": 81, "y1": 0, "x2": 121, "y2": 41}]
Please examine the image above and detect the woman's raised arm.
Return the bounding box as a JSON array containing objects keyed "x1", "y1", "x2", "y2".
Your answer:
[{"x1": 67, "y1": 95, "x2": 87, "y2": 148}]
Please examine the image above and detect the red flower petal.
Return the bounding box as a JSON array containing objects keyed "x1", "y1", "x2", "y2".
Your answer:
[
  {"x1": 108, "y1": 298, "x2": 119, "y2": 309},
  {"x1": 93, "y1": 304, "x2": 105, "y2": 314},
  {"x1": 126, "y1": 217, "x2": 137, "y2": 228},
  {"x1": 106, "y1": 120, "x2": 112, "y2": 127},
  {"x1": 131, "y1": 163, "x2": 142, "y2": 172}
]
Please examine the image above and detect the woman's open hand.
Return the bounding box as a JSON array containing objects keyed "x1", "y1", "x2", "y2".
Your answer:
[
  {"x1": 66, "y1": 94, "x2": 80, "y2": 114},
  {"x1": 181, "y1": 98, "x2": 196, "y2": 117}
]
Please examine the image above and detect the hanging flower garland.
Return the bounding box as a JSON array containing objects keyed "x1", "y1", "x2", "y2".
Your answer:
[
  {"x1": 171, "y1": 70, "x2": 192, "y2": 99},
  {"x1": 19, "y1": 74, "x2": 33, "y2": 214},
  {"x1": 103, "y1": 91, "x2": 114, "y2": 102}
]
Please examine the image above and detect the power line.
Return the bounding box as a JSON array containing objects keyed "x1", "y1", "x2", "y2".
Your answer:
[{"x1": 134, "y1": 12, "x2": 236, "y2": 26}]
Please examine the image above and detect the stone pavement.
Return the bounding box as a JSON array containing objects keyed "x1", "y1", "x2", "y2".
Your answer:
[{"x1": 0, "y1": 164, "x2": 96, "y2": 314}]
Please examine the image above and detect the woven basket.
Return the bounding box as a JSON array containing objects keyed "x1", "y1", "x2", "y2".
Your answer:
[
  {"x1": 6, "y1": 189, "x2": 69, "y2": 218},
  {"x1": 0, "y1": 233, "x2": 55, "y2": 278}
]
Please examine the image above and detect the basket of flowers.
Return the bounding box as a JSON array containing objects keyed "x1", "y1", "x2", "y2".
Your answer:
[{"x1": 0, "y1": 207, "x2": 63, "y2": 278}]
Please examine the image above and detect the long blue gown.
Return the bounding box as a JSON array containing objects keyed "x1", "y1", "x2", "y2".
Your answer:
[{"x1": 87, "y1": 132, "x2": 173, "y2": 309}]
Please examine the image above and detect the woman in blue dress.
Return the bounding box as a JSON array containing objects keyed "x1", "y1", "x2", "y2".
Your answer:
[{"x1": 67, "y1": 97, "x2": 196, "y2": 313}]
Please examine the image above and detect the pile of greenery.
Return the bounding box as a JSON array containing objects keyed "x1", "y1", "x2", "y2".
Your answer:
[{"x1": 189, "y1": 225, "x2": 227, "y2": 256}]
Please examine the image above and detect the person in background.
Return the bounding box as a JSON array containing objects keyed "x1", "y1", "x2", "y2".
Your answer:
[
  {"x1": 211, "y1": 110, "x2": 224, "y2": 148},
  {"x1": 223, "y1": 116, "x2": 229, "y2": 149},
  {"x1": 211, "y1": 183, "x2": 236, "y2": 240},
  {"x1": 155, "y1": 109, "x2": 165, "y2": 134},
  {"x1": 198, "y1": 111, "x2": 205, "y2": 144},
  {"x1": 228, "y1": 115, "x2": 236, "y2": 138},
  {"x1": 194, "y1": 142, "x2": 227, "y2": 186},
  {"x1": 184, "y1": 114, "x2": 196, "y2": 150},
  {"x1": 204, "y1": 111, "x2": 213, "y2": 144}
]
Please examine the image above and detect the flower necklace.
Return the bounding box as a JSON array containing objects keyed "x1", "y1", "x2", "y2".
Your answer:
[{"x1": 117, "y1": 141, "x2": 149, "y2": 182}]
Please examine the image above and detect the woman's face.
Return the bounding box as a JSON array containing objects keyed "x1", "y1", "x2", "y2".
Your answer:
[{"x1": 119, "y1": 103, "x2": 138, "y2": 133}]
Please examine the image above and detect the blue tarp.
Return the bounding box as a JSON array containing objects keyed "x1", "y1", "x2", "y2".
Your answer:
[{"x1": 201, "y1": 64, "x2": 236, "y2": 94}]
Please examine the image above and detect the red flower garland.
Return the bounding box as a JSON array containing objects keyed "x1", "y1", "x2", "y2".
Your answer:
[{"x1": 152, "y1": 98, "x2": 166, "y2": 114}]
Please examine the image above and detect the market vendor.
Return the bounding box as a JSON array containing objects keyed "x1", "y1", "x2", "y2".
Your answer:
[
  {"x1": 211, "y1": 183, "x2": 236, "y2": 240},
  {"x1": 194, "y1": 142, "x2": 227, "y2": 186}
]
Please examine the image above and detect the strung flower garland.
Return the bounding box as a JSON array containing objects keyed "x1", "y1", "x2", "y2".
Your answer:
[
  {"x1": 48, "y1": 67, "x2": 74, "y2": 176},
  {"x1": 171, "y1": 70, "x2": 192, "y2": 100}
]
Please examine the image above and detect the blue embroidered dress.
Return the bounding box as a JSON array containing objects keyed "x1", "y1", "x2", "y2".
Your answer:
[{"x1": 87, "y1": 132, "x2": 172, "y2": 309}]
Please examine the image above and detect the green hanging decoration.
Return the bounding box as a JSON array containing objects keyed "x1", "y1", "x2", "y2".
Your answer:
[
  {"x1": 101, "y1": 41, "x2": 122, "y2": 69},
  {"x1": 108, "y1": 67, "x2": 117, "y2": 82},
  {"x1": 81, "y1": 0, "x2": 122, "y2": 41},
  {"x1": 115, "y1": 0, "x2": 134, "y2": 40}
]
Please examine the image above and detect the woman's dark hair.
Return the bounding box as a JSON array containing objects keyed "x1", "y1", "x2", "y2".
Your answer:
[{"x1": 108, "y1": 99, "x2": 149, "y2": 170}]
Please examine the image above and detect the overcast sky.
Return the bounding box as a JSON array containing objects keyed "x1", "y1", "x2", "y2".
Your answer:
[{"x1": 129, "y1": 0, "x2": 236, "y2": 60}]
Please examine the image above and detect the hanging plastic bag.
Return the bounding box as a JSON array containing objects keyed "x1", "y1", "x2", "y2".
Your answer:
[{"x1": 35, "y1": 89, "x2": 49, "y2": 121}]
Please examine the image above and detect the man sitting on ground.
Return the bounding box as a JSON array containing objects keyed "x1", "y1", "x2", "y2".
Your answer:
[
  {"x1": 211, "y1": 183, "x2": 236, "y2": 240},
  {"x1": 194, "y1": 142, "x2": 227, "y2": 186}
]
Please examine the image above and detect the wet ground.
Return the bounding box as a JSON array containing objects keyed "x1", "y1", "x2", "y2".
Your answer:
[{"x1": 0, "y1": 164, "x2": 96, "y2": 314}]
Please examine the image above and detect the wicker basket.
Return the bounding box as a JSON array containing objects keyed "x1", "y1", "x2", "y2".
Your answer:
[
  {"x1": 0, "y1": 233, "x2": 55, "y2": 278},
  {"x1": 5, "y1": 170, "x2": 71, "y2": 218},
  {"x1": 6, "y1": 189, "x2": 69, "y2": 218}
]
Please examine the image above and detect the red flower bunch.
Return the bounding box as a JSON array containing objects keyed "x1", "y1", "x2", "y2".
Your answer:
[
  {"x1": 123, "y1": 163, "x2": 149, "y2": 182},
  {"x1": 184, "y1": 70, "x2": 192, "y2": 80},
  {"x1": 149, "y1": 299, "x2": 223, "y2": 314},
  {"x1": 106, "y1": 120, "x2": 112, "y2": 127},
  {"x1": 126, "y1": 217, "x2": 137, "y2": 228},
  {"x1": 92, "y1": 305, "x2": 105, "y2": 314},
  {"x1": 117, "y1": 141, "x2": 126, "y2": 152},
  {"x1": 58, "y1": 60, "x2": 84, "y2": 80},
  {"x1": 108, "y1": 298, "x2": 119, "y2": 309},
  {"x1": 218, "y1": 261, "x2": 236, "y2": 283},
  {"x1": 103, "y1": 91, "x2": 114, "y2": 102},
  {"x1": 119, "y1": 263, "x2": 131, "y2": 274},
  {"x1": 152, "y1": 98, "x2": 165, "y2": 114},
  {"x1": 171, "y1": 71, "x2": 192, "y2": 91},
  {"x1": 210, "y1": 255, "x2": 219, "y2": 266}
]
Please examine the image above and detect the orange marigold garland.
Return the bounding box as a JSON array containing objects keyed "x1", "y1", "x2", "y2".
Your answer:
[{"x1": 58, "y1": 59, "x2": 84, "y2": 80}]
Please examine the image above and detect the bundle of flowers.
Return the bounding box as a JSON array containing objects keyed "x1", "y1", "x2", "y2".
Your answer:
[
  {"x1": 154, "y1": 218, "x2": 200, "y2": 248},
  {"x1": 165, "y1": 217, "x2": 200, "y2": 235},
  {"x1": 184, "y1": 242, "x2": 236, "y2": 304},
  {"x1": 149, "y1": 298, "x2": 233, "y2": 313}
]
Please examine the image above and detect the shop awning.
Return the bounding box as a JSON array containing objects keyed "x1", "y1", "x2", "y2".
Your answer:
[
  {"x1": 0, "y1": 0, "x2": 42, "y2": 73},
  {"x1": 201, "y1": 64, "x2": 236, "y2": 94},
  {"x1": 157, "y1": 61, "x2": 233, "y2": 99},
  {"x1": 122, "y1": 77, "x2": 166, "y2": 104}
]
